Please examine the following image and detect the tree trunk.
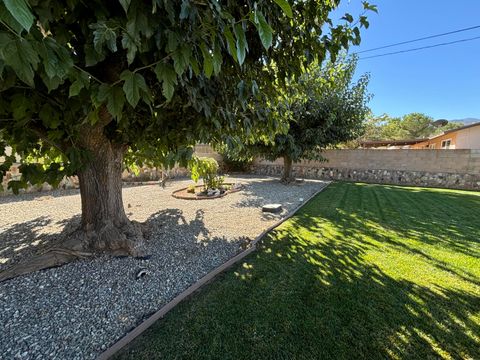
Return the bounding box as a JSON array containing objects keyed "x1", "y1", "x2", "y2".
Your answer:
[
  {"x1": 74, "y1": 142, "x2": 145, "y2": 256},
  {"x1": 70, "y1": 108, "x2": 146, "y2": 256},
  {"x1": 0, "y1": 109, "x2": 147, "y2": 282},
  {"x1": 281, "y1": 155, "x2": 295, "y2": 184}
]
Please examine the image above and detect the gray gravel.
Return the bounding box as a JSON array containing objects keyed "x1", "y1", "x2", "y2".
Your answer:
[{"x1": 0, "y1": 176, "x2": 327, "y2": 360}]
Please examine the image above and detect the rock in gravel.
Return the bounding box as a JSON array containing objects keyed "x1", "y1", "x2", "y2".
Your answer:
[
  {"x1": 262, "y1": 203, "x2": 283, "y2": 213},
  {"x1": 0, "y1": 175, "x2": 328, "y2": 360}
]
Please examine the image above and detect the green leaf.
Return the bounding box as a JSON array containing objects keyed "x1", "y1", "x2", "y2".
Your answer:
[
  {"x1": 166, "y1": 31, "x2": 179, "y2": 52},
  {"x1": 360, "y1": 16, "x2": 369, "y2": 29},
  {"x1": 224, "y1": 27, "x2": 238, "y2": 63},
  {"x1": 119, "y1": 0, "x2": 131, "y2": 14},
  {"x1": 106, "y1": 87, "x2": 125, "y2": 120},
  {"x1": 0, "y1": 2, "x2": 24, "y2": 34},
  {"x1": 362, "y1": 1, "x2": 378, "y2": 13},
  {"x1": 11, "y1": 93, "x2": 31, "y2": 119},
  {"x1": 154, "y1": 62, "x2": 177, "y2": 101},
  {"x1": 86, "y1": 109, "x2": 99, "y2": 125},
  {"x1": 189, "y1": 57, "x2": 200, "y2": 76},
  {"x1": 172, "y1": 45, "x2": 191, "y2": 75},
  {"x1": 234, "y1": 23, "x2": 247, "y2": 66},
  {"x1": 84, "y1": 44, "x2": 105, "y2": 66},
  {"x1": 273, "y1": 0, "x2": 293, "y2": 18},
  {"x1": 95, "y1": 84, "x2": 125, "y2": 119},
  {"x1": 1, "y1": 37, "x2": 39, "y2": 86},
  {"x1": 120, "y1": 70, "x2": 147, "y2": 107},
  {"x1": 212, "y1": 42, "x2": 222, "y2": 75},
  {"x1": 69, "y1": 72, "x2": 90, "y2": 97},
  {"x1": 91, "y1": 22, "x2": 118, "y2": 53},
  {"x1": 121, "y1": 32, "x2": 137, "y2": 65},
  {"x1": 40, "y1": 74, "x2": 61, "y2": 92},
  {"x1": 97, "y1": 84, "x2": 110, "y2": 102},
  {"x1": 3, "y1": 0, "x2": 35, "y2": 32},
  {"x1": 37, "y1": 38, "x2": 73, "y2": 84},
  {"x1": 200, "y1": 43, "x2": 213, "y2": 78},
  {"x1": 341, "y1": 13, "x2": 354, "y2": 23},
  {"x1": 253, "y1": 11, "x2": 273, "y2": 50},
  {"x1": 180, "y1": 0, "x2": 190, "y2": 20},
  {"x1": 39, "y1": 103, "x2": 61, "y2": 129}
]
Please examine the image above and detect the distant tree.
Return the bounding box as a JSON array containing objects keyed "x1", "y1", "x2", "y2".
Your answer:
[
  {"x1": 361, "y1": 113, "x2": 464, "y2": 142},
  {"x1": 248, "y1": 57, "x2": 371, "y2": 183},
  {"x1": 0, "y1": 1, "x2": 377, "y2": 280},
  {"x1": 430, "y1": 121, "x2": 464, "y2": 136}
]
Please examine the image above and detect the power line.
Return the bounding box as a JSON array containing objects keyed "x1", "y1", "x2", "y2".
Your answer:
[
  {"x1": 359, "y1": 35, "x2": 480, "y2": 60},
  {"x1": 356, "y1": 24, "x2": 480, "y2": 54}
]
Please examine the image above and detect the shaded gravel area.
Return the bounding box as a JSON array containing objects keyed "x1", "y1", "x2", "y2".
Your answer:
[{"x1": 0, "y1": 176, "x2": 328, "y2": 360}]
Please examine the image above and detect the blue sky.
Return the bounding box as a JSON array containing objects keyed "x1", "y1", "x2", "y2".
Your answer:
[{"x1": 335, "y1": 0, "x2": 480, "y2": 120}]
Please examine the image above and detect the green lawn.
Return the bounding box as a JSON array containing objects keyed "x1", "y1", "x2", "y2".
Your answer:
[{"x1": 116, "y1": 182, "x2": 480, "y2": 360}]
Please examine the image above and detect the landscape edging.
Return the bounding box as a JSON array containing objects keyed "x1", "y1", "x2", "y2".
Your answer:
[{"x1": 97, "y1": 181, "x2": 331, "y2": 360}]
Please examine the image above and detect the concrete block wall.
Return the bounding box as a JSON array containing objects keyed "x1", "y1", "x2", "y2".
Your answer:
[
  {"x1": 252, "y1": 149, "x2": 480, "y2": 190},
  {"x1": 1, "y1": 144, "x2": 221, "y2": 194}
]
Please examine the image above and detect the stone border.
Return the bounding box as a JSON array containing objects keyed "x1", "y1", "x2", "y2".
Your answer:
[
  {"x1": 252, "y1": 165, "x2": 480, "y2": 191},
  {"x1": 171, "y1": 183, "x2": 242, "y2": 200},
  {"x1": 98, "y1": 181, "x2": 331, "y2": 360}
]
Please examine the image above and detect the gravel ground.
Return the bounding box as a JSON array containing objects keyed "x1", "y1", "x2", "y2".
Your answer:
[{"x1": 0, "y1": 176, "x2": 328, "y2": 360}]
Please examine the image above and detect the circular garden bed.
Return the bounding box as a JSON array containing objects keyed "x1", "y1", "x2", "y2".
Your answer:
[{"x1": 172, "y1": 183, "x2": 243, "y2": 200}]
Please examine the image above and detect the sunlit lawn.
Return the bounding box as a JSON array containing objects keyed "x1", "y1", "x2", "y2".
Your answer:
[{"x1": 116, "y1": 182, "x2": 480, "y2": 359}]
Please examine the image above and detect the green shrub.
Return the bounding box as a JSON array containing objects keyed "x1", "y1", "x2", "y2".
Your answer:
[
  {"x1": 218, "y1": 147, "x2": 253, "y2": 173},
  {"x1": 187, "y1": 184, "x2": 196, "y2": 193},
  {"x1": 189, "y1": 157, "x2": 224, "y2": 190}
]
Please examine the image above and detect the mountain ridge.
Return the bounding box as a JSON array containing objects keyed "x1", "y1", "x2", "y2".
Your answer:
[{"x1": 449, "y1": 118, "x2": 480, "y2": 125}]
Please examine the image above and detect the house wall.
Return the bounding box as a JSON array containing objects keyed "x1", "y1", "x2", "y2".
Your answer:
[
  {"x1": 412, "y1": 125, "x2": 480, "y2": 149},
  {"x1": 455, "y1": 125, "x2": 480, "y2": 149},
  {"x1": 252, "y1": 149, "x2": 480, "y2": 190},
  {"x1": 412, "y1": 132, "x2": 458, "y2": 149}
]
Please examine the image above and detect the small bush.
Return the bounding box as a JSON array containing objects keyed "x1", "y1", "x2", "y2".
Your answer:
[
  {"x1": 218, "y1": 147, "x2": 253, "y2": 173},
  {"x1": 189, "y1": 157, "x2": 224, "y2": 190},
  {"x1": 187, "y1": 184, "x2": 196, "y2": 193}
]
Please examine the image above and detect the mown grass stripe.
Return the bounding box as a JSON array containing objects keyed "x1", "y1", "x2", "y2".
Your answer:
[{"x1": 115, "y1": 182, "x2": 480, "y2": 360}]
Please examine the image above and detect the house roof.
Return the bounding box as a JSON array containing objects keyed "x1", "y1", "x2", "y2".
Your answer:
[
  {"x1": 415, "y1": 122, "x2": 480, "y2": 143},
  {"x1": 443, "y1": 121, "x2": 480, "y2": 134},
  {"x1": 359, "y1": 122, "x2": 480, "y2": 148}
]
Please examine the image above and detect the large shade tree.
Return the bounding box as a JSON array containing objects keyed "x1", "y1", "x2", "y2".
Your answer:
[
  {"x1": 0, "y1": 0, "x2": 376, "y2": 280},
  {"x1": 247, "y1": 56, "x2": 371, "y2": 182}
]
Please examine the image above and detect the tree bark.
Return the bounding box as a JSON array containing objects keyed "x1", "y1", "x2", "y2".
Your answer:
[
  {"x1": 281, "y1": 155, "x2": 295, "y2": 184},
  {"x1": 72, "y1": 108, "x2": 146, "y2": 256},
  {"x1": 75, "y1": 142, "x2": 145, "y2": 256},
  {"x1": 0, "y1": 109, "x2": 147, "y2": 282}
]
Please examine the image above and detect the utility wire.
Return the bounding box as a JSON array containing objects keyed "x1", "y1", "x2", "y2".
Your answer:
[
  {"x1": 356, "y1": 24, "x2": 480, "y2": 54},
  {"x1": 359, "y1": 35, "x2": 480, "y2": 60}
]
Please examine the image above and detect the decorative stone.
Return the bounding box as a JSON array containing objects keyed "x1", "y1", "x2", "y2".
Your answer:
[
  {"x1": 262, "y1": 204, "x2": 282, "y2": 213},
  {"x1": 207, "y1": 189, "x2": 220, "y2": 196},
  {"x1": 135, "y1": 268, "x2": 149, "y2": 280}
]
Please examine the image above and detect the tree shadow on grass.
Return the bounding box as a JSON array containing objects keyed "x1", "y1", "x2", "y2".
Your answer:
[
  {"x1": 121, "y1": 215, "x2": 480, "y2": 360},
  {"x1": 252, "y1": 223, "x2": 480, "y2": 359},
  {"x1": 117, "y1": 182, "x2": 480, "y2": 360}
]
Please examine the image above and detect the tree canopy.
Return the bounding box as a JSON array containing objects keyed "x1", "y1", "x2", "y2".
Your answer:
[
  {"x1": 361, "y1": 113, "x2": 463, "y2": 142},
  {"x1": 0, "y1": 0, "x2": 376, "y2": 280},
  {"x1": 1, "y1": 0, "x2": 376, "y2": 192},
  {"x1": 246, "y1": 56, "x2": 371, "y2": 182}
]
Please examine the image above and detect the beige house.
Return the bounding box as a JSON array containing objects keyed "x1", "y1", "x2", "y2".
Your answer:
[
  {"x1": 412, "y1": 122, "x2": 480, "y2": 149},
  {"x1": 360, "y1": 122, "x2": 480, "y2": 150}
]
